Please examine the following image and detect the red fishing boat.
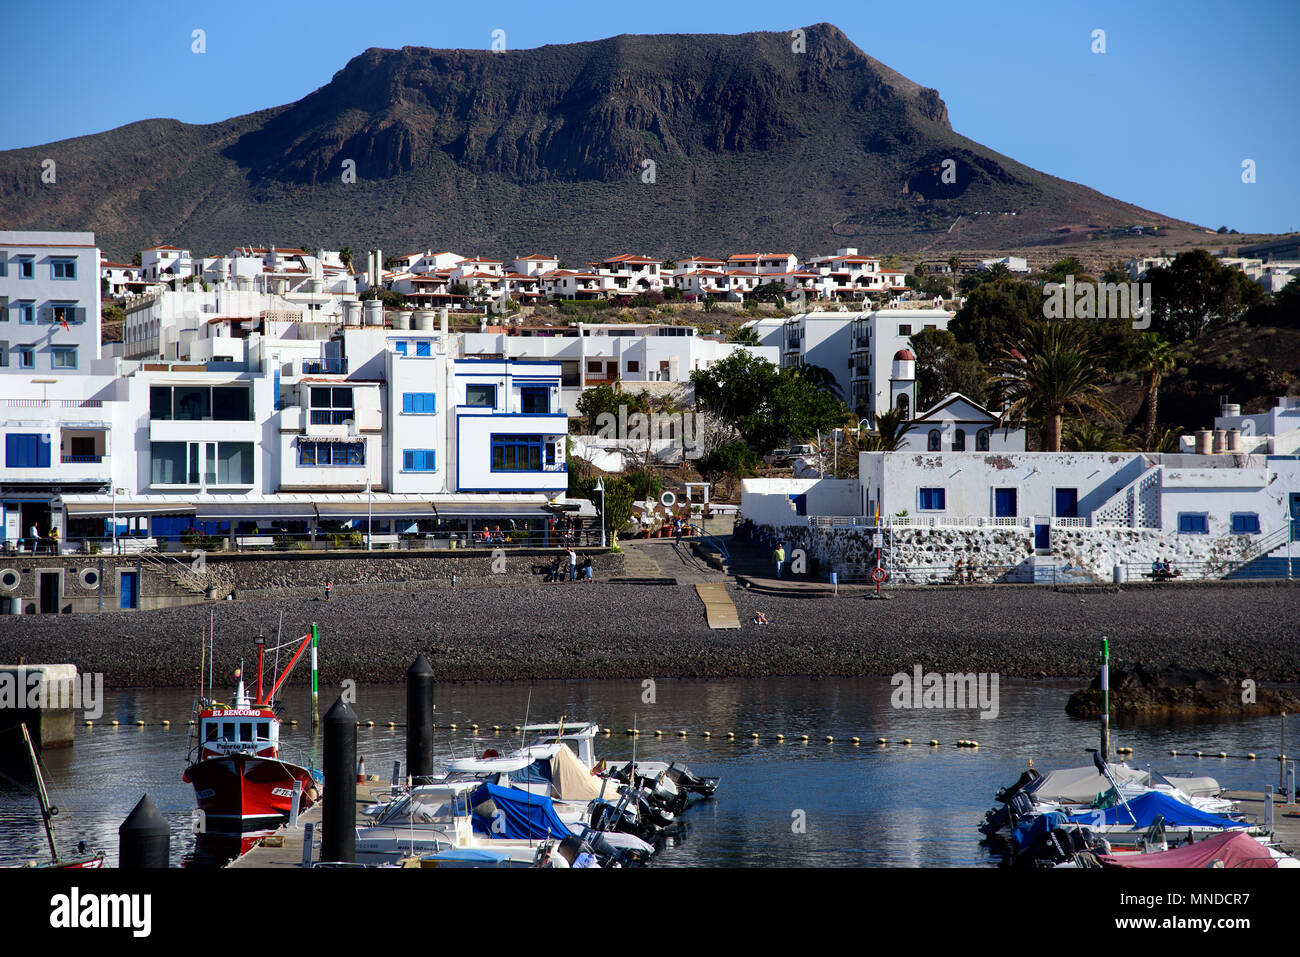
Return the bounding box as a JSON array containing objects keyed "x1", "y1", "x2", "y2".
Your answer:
[{"x1": 183, "y1": 631, "x2": 322, "y2": 833}]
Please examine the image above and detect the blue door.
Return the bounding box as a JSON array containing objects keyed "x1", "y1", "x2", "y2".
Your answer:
[
  {"x1": 994, "y1": 488, "x2": 1017, "y2": 518},
  {"x1": 1055, "y1": 488, "x2": 1079, "y2": 519},
  {"x1": 1034, "y1": 524, "x2": 1050, "y2": 550},
  {"x1": 120, "y1": 571, "x2": 138, "y2": 610}
]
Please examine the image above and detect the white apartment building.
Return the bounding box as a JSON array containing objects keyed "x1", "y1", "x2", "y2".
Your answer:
[{"x1": 0, "y1": 231, "x2": 103, "y2": 375}]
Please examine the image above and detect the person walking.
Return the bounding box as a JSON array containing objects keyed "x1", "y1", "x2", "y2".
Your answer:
[
  {"x1": 324, "y1": 579, "x2": 333, "y2": 601},
  {"x1": 28, "y1": 522, "x2": 40, "y2": 555},
  {"x1": 568, "y1": 547, "x2": 578, "y2": 582},
  {"x1": 674, "y1": 517, "x2": 683, "y2": 544},
  {"x1": 773, "y1": 540, "x2": 786, "y2": 579}
]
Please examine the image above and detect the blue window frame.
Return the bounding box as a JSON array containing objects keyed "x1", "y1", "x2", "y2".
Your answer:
[
  {"x1": 415, "y1": 341, "x2": 432, "y2": 357},
  {"x1": 1231, "y1": 512, "x2": 1260, "y2": 534},
  {"x1": 394, "y1": 341, "x2": 408, "y2": 355},
  {"x1": 16, "y1": 257, "x2": 34, "y2": 279},
  {"x1": 402, "y1": 449, "x2": 437, "y2": 472},
  {"x1": 51, "y1": 347, "x2": 77, "y2": 369},
  {"x1": 5, "y1": 433, "x2": 51, "y2": 468},
  {"x1": 521, "y1": 386, "x2": 550, "y2": 414},
  {"x1": 918, "y1": 487, "x2": 945, "y2": 511},
  {"x1": 402, "y1": 392, "x2": 437, "y2": 414},
  {"x1": 491, "y1": 434, "x2": 543, "y2": 472},
  {"x1": 1178, "y1": 512, "x2": 1209, "y2": 534},
  {"x1": 466, "y1": 384, "x2": 496, "y2": 408},
  {"x1": 17, "y1": 301, "x2": 35, "y2": 324},
  {"x1": 17, "y1": 347, "x2": 34, "y2": 369},
  {"x1": 51, "y1": 258, "x2": 76, "y2": 280},
  {"x1": 298, "y1": 440, "x2": 365, "y2": 466}
]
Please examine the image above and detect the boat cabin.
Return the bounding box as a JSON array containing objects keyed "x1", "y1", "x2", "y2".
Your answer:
[{"x1": 198, "y1": 706, "x2": 280, "y2": 760}]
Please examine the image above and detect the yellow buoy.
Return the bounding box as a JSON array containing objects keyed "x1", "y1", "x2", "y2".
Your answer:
[
  {"x1": 702, "y1": 731, "x2": 711, "y2": 738},
  {"x1": 290, "y1": 720, "x2": 298, "y2": 726},
  {"x1": 627, "y1": 729, "x2": 640, "y2": 736},
  {"x1": 654, "y1": 730, "x2": 663, "y2": 737},
  {"x1": 1247, "y1": 753, "x2": 1256, "y2": 760},
  {"x1": 749, "y1": 732, "x2": 759, "y2": 740},
  {"x1": 161, "y1": 720, "x2": 170, "y2": 727},
  {"x1": 84, "y1": 721, "x2": 93, "y2": 727},
  {"x1": 726, "y1": 732, "x2": 735, "y2": 740},
  {"x1": 776, "y1": 734, "x2": 785, "y2": 741},
  {"x1": 824, "y1": 735, "x2": 834, "y2": 743},
  {"x1": 901, "y1": 739, "x2": 911, "y2": 746},
  {"x1": 799, "y1": 734, "x2": 809, "y2": 742},
  {"x1": 929, "y1": 740, "x2": 939, "y2": 747},
  {"x1": 388, "y1": 721, "x2": 397, "y2": 729},
  {"x1": 1169, "y1": 749, "x2": 1178, "y2": 756},
  {"x1": 677, "y1": 730, "x2": 687, "y2": 737},
  {"x1": 448, "y1": 723, "x2": 457, "y2": 730},
  {"x1": 135, "y1": 720, "x2": 145, "y2": 727},
  {"x1": 469, "y1": 723, "x2": 478, "y2": 731},
  {"x1": 366, "y1": 720, "x2": 375, "y2": 728},
  {"x1": 851, "y1": 737, "x2": 860, "y2": 745},
  {"x1": 876, "y1": 738, "x2": 887, "y2": 745},
  {"x1": 492, "y1": 725, "x2": 501, "y2": 732},
  {"x1": 1218, "y1": 752, "x2": 1227, "y2": 758},
  {"x1": 601, "y1": 728, "x2": 611, "y2": 735},
  {"x1": 1195, "y1": 751, "x2": 1202, "y2": 757},
  {"x1": 970, "y1": 741, "x2": 979, "y2": 748}
]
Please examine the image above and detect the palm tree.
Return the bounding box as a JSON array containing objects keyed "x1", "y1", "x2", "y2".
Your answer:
[
  {"x1": 860, "y1": 406, "x2": 907, "y2": 452},
  {"x1": 1131, "y1": 332, "x2": 1176, "y2": 451},
  {"x1": 1063, "y1": 422, "x2": 1127, "y2": 451},
  {"x1": 993, "y1": 322, "x2": 1117, "y2": 451},
  {"x1": 339, "y1": 246, "x2": 354, "y2": 271}
]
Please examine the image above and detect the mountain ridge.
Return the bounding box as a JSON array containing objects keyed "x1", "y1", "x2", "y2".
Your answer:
[{"x1": 0, "y1": 23, "x2": 1196, "y2": 261}]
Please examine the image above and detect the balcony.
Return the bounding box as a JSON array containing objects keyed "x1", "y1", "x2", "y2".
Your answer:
[
  {"x1": 309, "y1": 410, "x2": 353, "y2": 426},
  {"x1": 303, "y1": 356, "x2": 349, "y2": 375},
  {"x1": 61, "y1": 454, "x2": 103, "y2": 464}
]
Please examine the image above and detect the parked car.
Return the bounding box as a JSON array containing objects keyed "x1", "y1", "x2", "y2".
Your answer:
[{"x1": 762, "y1": 444, "x2": 818, "y2": 467}]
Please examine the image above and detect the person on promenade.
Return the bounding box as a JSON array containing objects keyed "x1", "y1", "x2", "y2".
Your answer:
[
  {"x1": 29, "y1": 522, "x2": 40, "y2": 555},
  {"x1": 967, "y1": 558, "x2": 978, "y2": 583},
  {"x1": 568, "y1": 547, "x2": 578, "y2": 582},
  {"x1": 580, "y1": 555, "x2": 593, "y2": 580},
  {"x1": 548, "y1": 555, "x2": 563, "y2": 582},
  {"x1": 773, "y1": 541, "x2": 786, "y2": 579},
  {"x1": 674, "y1": 517, "x2": 683, "y2": 544},
  {"x1": 954, "y1": 557, "x2": 964, "y2": 584},
  {"x1": 324, "y1": 579, "x2": 332, "y2": 601}
]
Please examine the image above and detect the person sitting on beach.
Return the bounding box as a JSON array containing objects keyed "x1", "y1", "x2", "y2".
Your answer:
[
  {"x1": 954, "y1": 557, "x2": 964, "y2": 584},
  {"x1": 753, "y1": 611, "x2": 772, "y2": 625},
  {"x1": 580, "y1": 555, "x2": 594, "y2": 581}
]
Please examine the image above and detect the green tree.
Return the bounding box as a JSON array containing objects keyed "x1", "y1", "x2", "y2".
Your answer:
[
  {"x1": 339, "y1": 246, "x2": 354, "y2": 271},
  {"x1": 1146, "y1": 249, "x2": 1267, "y2": 342},
  {"x1": 947, "y1": 256, "x2": 962, "y2": 275},
  {"x1": 909, "y1": 327, "x2": 988, "y2": 409},
  {"x1": 1063, "y1": 422, "x2": 1127, "y2": 451},
  {"x1": 751, "y1": 280, "x2": 787, "y2": 303},
  {"x1": 949, "y1": 277, "x2": 1042, "y2": 363},
  {"x1": 1131, "y1": 332, "x2": 1176, "y2": 450},
  {"x1": 573, "y1": 477, "x2": 634, "y2": 540},
  {"x1": 690, "y1": 351, "x2": 845, "y2": 451},
  {"x1": 730, "y1": 326, "x2": 760, "y2": 345},
  {"x1": 702, "y1": 295, "x2": 718, "y2": 313},
  {"x1": 1043, "y1": 256, "x2": 1090, "y2": 284},
  {"x1": 791, "y1": 363, "x2": 843, "y2": 400},
  {"x1": 993, "y1": 321, "x2": 1117, "y2": 452},
  {"x1": 696, "y1": 440, "x2": 758, "y2": 496}
]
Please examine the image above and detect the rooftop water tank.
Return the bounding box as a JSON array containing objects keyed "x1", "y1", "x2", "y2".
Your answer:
[{"x1": 1195, "y1": 429, "x2": 1213, "y2": 455}]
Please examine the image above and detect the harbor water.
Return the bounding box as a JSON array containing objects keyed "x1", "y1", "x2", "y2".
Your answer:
[{"x1": 1, "y1": 676, "x2": 1292, "y2": 867}]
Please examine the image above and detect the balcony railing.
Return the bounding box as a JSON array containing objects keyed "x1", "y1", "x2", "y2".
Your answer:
[
  {"x1": 61, "y1": 454, "x2": 103, "y2": 464},
  {"x1": 5, "y1": 399, "x2": 104, "y2": 408},
  {"x1": 303, "y1": 357, "x2": 348, "y2": 375},
  {"x1": 309, "y1": 410, "x2": 353, "y2": 425}
]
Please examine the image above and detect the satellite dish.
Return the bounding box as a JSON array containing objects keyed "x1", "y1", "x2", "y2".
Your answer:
[{"x1": 659, "y1": 491, "x2": 677, "y2": 508}]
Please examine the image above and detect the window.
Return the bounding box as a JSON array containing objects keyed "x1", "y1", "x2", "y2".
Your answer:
[
  {"x1": 17, "y1": 302, "x2": 35, "y2": 324},
  {"x1": 298, "y1": 440, "x2": 364, "y2": 467},
  {"x1": 918, "y1": 487, "x2": 946, "y2": 511},
  {"x1": 0, "y1": 295, "x2": 7, "y2": 319},
  {"x1": 17, "y1": 347, "x2": 34, "y2": 369},
  {"x1": 310, "y1": 386, "x2": 353, "y2": 425},
  {"x1": 927, "y1": 429, "x2": 941, "y2": 451},
  {"x1": 216, "y1": 442, "x2": 254, "y2": 484},
  {"x1": 394, "y1": 341, "x2": 408, "y2": 355},
  {"x1": 1231, "y1": 513, "x2": 1260, "y2": 534},
  {"x1": 898, "y1": 324, "x2": 912, "y2": 336},
  {"x1": 0, "y1": 259, "x2": 6, "y2": 277},
  {"x1": 896, "y1": 394, "x2": 909, "y2": 417},
  {"x1": 402, "y1": 392, "x2": 437, "y2": 414},
  {"x1": 415, "y1": 341, "x2": 431, "y2": 357},
  {"x1": 520, "y1": 387, "x2": 549, "y2": 414},
  {"x1": 465, "y1": 384, "x2": 496, "y2": 408},
  {"x1": 212, "y1": 386, "x2": 251, "y2": 421},
  {"x1": 49, "y1": 303, "x2": 80, "y2": 325},
  {"x1": 952, "y1": 429, "x2": 966, "y2": 451},
  {"x1": 0, "y1": 343, "x2": 7, "y2": 367},
  {"x1": 174, "y1": 386, "x2": 211, "y2": 421},
  {"x1": 51, "y1": 258, "x2": 76, "y2": 280},
  {"x1": 52, "y1": 347, "x2": 77, "y2": 369},
  {"x1": 976, "y1": 428, "x2": 991, "y2": 452},
  {"x1": 17, "y1": 257, "x2": 33, "y2": 279},
  {"x1": 150, "y1": 442, "x2": 191, "y2": 484},
  {"x1": 1178, "y1": 513, "x2": 1209, "y2": 534},
  {"x1": 5, "y1": 433, "x2": 51, "y2": 468},
  {"x1": 626, "y1": 360, "x2": 640, "y2": 373},
  {"x1": 491, "y1": 434, "x2": 543, "y2": 472},
  {"x1": 402, "y1": 449, "x2": 437, "y2": 472}
]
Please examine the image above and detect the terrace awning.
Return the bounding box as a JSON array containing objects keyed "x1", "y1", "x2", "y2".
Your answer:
[{"x1": 63, "y1": 500, "x2": 196, "y2": 517}]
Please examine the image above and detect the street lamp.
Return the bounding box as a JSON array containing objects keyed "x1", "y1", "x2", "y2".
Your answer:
[
  {"x1": 594, "y1": 477, "x2": 606, "y2": 549},
  {"x1": 111, "y1": 486, "x2": 126, "y2": 554},
  {"x1": 366, "y1": 475, "x2": 373, "y2": 551}
]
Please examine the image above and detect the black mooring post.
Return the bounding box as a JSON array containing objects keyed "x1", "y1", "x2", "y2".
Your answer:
[
  {"x1": 406, "y1": 654, "x2": 435, "y2": 786},
  {"x1": 119, "y1": 794, "x2": 170, "y2": 868},
  {"x1": 321, "y1": 696, "x2": 357, "y2": 864}
]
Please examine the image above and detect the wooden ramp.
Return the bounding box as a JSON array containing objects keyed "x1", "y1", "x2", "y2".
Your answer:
[{"x1": 695, "y1": 583, "x2": 741, "y2": 629}]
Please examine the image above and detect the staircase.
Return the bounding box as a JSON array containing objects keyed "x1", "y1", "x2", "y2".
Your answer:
[
  {"x1": 137, "y1": 547, "x2": 211, "y2": 595},
  {"x1": 1224, "y1": 526, "x2": 1299, "y2": 580}
]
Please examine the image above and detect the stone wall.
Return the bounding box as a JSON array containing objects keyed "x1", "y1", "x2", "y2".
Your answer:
[
  {"x1": 0, "y1": 555, "x2": 213, "y2": 615},
  {"x1": 755, "y1": 521, "x2": 1264, "y2": 584},
  {"x1": 210, "y1": 548, "x2": 623, "y2": 598}
]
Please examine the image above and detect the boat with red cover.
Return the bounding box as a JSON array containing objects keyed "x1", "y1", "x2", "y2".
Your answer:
[{"x1": 183, "y1": 631, "x2": 322, "y2": 833}]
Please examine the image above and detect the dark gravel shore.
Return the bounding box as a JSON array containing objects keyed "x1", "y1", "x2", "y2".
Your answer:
[{"x1": 1, "y1": 581, "x2": 1297, "y2": 687}]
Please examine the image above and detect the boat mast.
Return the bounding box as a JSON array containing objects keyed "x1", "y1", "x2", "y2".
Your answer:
[
  {"x1": 255, "y1": 632, "x2": 265, "y2": 705},
  {"x1": 21, "y1": 723, "x2": 59, "y2": 865},
  {"x1": 1100, "y1": 636, "x2": 1110, "y2": 762}
]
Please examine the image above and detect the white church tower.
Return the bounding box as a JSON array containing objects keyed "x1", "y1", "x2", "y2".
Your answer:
[{"x1": 889, "y1": 348, "x2": 916, "y2": 419}]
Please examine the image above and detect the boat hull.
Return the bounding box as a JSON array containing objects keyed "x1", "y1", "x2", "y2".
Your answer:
[{"x1": 185, "y1": 754, "x2": 319, "y2": 833}]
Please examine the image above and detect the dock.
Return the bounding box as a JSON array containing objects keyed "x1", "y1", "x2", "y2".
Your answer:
[
  {"x1": 1222, "y1": 790, "x2": 1300, "y2": 852},
  {"x1": 225, "y1": 785, "x2": 384, "y2": 869},
  {"x1": 695, "y1": 583, "x2": 740, "y2": 629}
]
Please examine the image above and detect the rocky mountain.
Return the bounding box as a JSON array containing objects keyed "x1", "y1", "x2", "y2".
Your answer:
[{"x1": 0, "y1": 23, "x2": 1193, "y2": 262}]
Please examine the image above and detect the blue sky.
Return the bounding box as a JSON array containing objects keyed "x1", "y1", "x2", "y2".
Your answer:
[{"x1": 1, "y1": 0, "x2": 1296, "y2": 233}]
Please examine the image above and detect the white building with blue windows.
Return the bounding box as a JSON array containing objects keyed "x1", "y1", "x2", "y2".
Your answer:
[{"x1": 0, "y1": 231, "x2": 103, "y2": 375}]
